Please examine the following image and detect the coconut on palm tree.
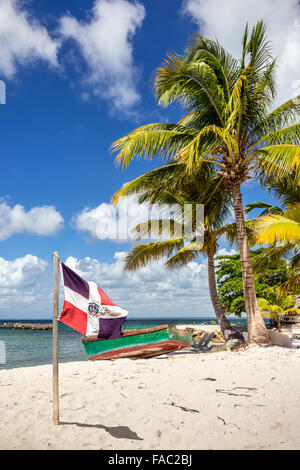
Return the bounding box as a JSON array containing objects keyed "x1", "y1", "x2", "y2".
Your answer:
[
  {"x1": 112, "y1": 21, "x2": 300, "y2": 343},
  {"x1": 113, "y1": 162, "x2": 242, "y2": 340}
]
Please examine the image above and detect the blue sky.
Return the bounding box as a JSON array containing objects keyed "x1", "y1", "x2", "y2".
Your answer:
[{"x1": 0, "y1": 0, "x2": 299, "y2": 319}]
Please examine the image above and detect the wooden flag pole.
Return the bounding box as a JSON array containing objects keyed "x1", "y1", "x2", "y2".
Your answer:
[{"x1": 53, "y1": 251, "x2": 60, "y2": 425}]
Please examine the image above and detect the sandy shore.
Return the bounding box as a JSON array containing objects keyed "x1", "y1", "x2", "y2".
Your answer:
[{"x1": 1, "y1": 341, "x2": 300, "y2": 450}]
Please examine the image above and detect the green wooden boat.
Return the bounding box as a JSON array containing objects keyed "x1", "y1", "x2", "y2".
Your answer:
[{"x1": 82, "y1": 325, "x2": 194, "y2": 360}]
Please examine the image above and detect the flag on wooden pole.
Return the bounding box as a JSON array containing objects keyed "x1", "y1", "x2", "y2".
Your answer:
[
  {"x1": 59, "y1": 263, "x2": 128, "y2": 339},
  {"x1": 52, "y1": 251, "x2": 60, "y2": 426}
]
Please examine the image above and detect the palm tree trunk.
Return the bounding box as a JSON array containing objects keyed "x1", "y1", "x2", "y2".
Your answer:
[
  {"x1": 277, "y1": 315, "x2": 281, "y2": 332},
  {"x1": 232, "y1": 183, "x2": 269, "y2": 343},
  {"x1": 207, "y1": 253, "x2": 236, "y2": 340}
]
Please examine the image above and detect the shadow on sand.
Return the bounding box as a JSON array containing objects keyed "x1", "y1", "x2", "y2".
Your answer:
[{"x1": 59, "y1": 421, "x2": 143, "y2": 440}]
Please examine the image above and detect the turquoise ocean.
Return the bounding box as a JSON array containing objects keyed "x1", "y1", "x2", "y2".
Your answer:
[{"x1": 0, "y1": 317, "x2": 247, "y2": 369}]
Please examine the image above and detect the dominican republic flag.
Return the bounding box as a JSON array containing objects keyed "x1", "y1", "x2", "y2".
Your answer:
[{"x1": 59, "y1": 263, "x2": 128, "y2": 339}]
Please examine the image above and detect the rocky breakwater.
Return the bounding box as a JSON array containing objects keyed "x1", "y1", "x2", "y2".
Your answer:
[{"x1": 0, "y1": 323, "x2": 52, "y2": 330}]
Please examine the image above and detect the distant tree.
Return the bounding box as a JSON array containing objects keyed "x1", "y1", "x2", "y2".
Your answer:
[{"x1": 215, "y1": 249, "x2": 295, "y2": 317}]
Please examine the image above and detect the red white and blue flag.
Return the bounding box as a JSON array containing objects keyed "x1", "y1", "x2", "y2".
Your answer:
[{"x1": 59, "y1": 263, "x2": 128, "y2": 339}]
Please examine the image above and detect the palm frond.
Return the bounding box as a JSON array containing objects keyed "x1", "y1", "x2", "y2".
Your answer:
[
  {"x1": 279, "y1": 275, "x2": 300, "y2": 295},
  {"x1": 165, "y1": 239, "x2": 203, "y2": 270},
  {"x1": 254, "y1": 144, "x2": 300, "y2": 181},
  {"x1": 132, "y1": 219, "x2": 188, "y2": 240},
  {"x1": 251, "y1": 243, "x2": 296, "y2": 273},
  {"x1": 176, "y1": 124, "x2": 230, "y2": 170},
  {"x1": 123, "y1": 239, "x2": 184, "y2": 272},
  {"x1": 111, "y1": 163, "x2": 183, "y2": 205},
  {"x1": 290, "y1": 249, "x2": 300, "y2": 270},
  {"x1": 185, "y1": 34, "x2": 239, "y2": 100},
  {"x1": 257, "y1": 170, "x2": 300, "y2": 207},
  {"x1": 241, "y1": 23, "x2": 249, "y2": 68},
  {"x1": 246, "y1": 20, "x2": 273, "y2": 73},
  {"x1": 254, "y1": 59, "x2": 276, "y2": 101},
  {"x1": 257, "y1": 123, "x2": 300, "y2": 146},
  {"x1": 111, "y1": 123, "x2": 197, "y2": 169},
  {"x1": 244, "y1": 201, "x2": 283, "y2": 217},
  {"x1": 154, "y1": 55, "x2": 226, "y2": 125},
  {"x1": 254, "y1": 95, "x2": 300, "y2": 136},
  {"x1": 225, "y1": 67, "x2": 248, "y2": 132},
  {"x1": 255, "y1": 204, "x2": 300, "y2": 244},
  {"x1": 256, "y1": 220, "x2": 300, "y2": 244}
]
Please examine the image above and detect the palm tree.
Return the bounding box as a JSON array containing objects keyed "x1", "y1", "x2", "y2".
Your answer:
[
  {"x1": 113, "y1": 162, "x2": 241, "y2": 339},
  {"x1": 112, "y1": 21, "x2": 300, "y2": 343}
]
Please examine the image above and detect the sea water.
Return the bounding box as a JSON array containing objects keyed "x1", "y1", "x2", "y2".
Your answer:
[{"x1": 0, "y1": 317, "x2": 246, "y2": 369}]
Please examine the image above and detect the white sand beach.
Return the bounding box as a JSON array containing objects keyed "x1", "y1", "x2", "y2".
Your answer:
[{"x1": 1, "y1": 341, "x2": 300, "y2": 450}]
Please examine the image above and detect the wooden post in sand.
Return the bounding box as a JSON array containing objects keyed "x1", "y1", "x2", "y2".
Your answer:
[{"x1": 53, "y1": 251, "x2": 60, "y2": 425}]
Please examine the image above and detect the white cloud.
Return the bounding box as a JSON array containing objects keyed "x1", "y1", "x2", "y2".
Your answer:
[
  {"x1": 65, "y1": 252, "x2": 213, "y2": 317},
  {"x1": 0, "y1": 250, "x2": 216, "y2": 318},
  {"x1": 0, "y1": 0, "x2": 60, "y2": 78},
  {"x1": 0, "y1": 254, "x2": 48, "y2": 310},
  {"x1": 183, "y1": 0, "x2": 300, "y2": 106},
  {"x1": 59, "y1": 0, "x2": 145, "y2": 112},
  {"x1": 0, "y1": 0, "x2": 145, "y2": 112},
  {"x1": 0, "y1": 254, "x2": 47, "y2": 288},
  {"x1": 0, "y1": 202, "x2": 64, "y2": 240}
]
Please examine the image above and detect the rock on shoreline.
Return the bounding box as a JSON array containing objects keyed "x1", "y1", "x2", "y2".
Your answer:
[{"x1": 0, "y1": 323, "x2": 52, "y2": 330}]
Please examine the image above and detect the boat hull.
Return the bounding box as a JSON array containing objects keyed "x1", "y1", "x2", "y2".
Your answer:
[
  {"x1": 82, "y1": 325, "x2": 193, "y2": 360},
  {"x1": 281, "y1": 315, "x2": 300, "y2": 325}
]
